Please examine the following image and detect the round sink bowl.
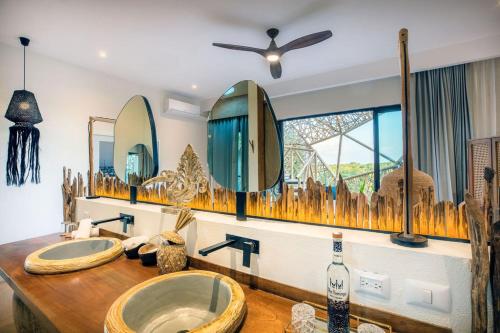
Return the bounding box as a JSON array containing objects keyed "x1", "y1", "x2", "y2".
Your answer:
[
  {"x1": 105, "y1": 270, "x2": 246, "y2": 333},
  {"x1": 24, "y1": 237, "x2": 123, "y2": 274}
]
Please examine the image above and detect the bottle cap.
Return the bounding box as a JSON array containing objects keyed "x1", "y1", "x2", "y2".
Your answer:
[{"x1": 332, "y1": 231, "x2": 342, "y2": 239}]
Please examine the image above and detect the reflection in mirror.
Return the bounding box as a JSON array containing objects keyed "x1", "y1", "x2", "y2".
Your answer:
[
  {"x1": 93, "y1": 121, "x2": 115, "y2": 176},
  {"x1": 88, "y1": 117, "x2": 115, "y2": 196},
  {"x1": 114, "y1": 95, "x2": 158, "y2": 188},
  {"x1": 125, "y1": 143, "x2": 154, "y2": 184},
  {"x1": 208, "y1": 80, "x2": 282, "y2": 193}
]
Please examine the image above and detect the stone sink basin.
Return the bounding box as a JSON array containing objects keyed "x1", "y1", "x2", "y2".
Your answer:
[
  {"x1": 105, "y1": 270, "x2": 246, "y2": 333},
  {"x1": 24, "y1": 237, "x2": 123, "y2": 274}
]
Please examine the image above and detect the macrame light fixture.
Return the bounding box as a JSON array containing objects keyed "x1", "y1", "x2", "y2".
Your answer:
[{"x1": 4, "y1": 37, "x2": 42, "y2": 186}]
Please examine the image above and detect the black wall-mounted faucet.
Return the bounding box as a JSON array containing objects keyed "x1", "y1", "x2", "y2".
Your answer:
[
  {"x1": 91, "y1": 213, "x2": 134, "y2": 233},
  {"x1": 198, "y1": 234, "x2": 259, "y2": 268}
]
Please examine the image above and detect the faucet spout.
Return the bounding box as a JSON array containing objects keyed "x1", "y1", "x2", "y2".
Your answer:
[
  {"x1": 91, "y1": 213, "x2": 134, "y2": 233},
  {"x1": 198, "y1": 234, "x2": 259, "y2": 268},
  {"x1": 198, "y1": 239, "x2": 236, "y2": 256}
]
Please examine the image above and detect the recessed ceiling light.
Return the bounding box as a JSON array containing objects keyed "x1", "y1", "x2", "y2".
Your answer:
[
  {"x1": 98, "y1": 50, "x2": 107, "y2": 59},
  {"x1": 191, "y1": 84, "x2": 198, "y2": 89}
]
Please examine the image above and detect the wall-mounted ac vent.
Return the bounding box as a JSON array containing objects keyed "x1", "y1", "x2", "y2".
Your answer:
[{"x1": 162, "y1": 97, "x2": 206, "y2": 121}]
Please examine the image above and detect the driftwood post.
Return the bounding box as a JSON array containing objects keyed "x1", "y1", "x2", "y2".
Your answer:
[
  {"x1": 390, "y1": 28, "x2": 427, "y2": 247},
  {"x1": 465, "y1": 193, "x2": 489, "y2": 333},
  {"x1": 62, "y1": 167, "x2": 86, "y2": 226},
  {"x1": 484, "y1": 167, "x2": 500, "y2": 332},
  {"x1": 484, "y1": 167, "x2": 495, "y2": 238},
  {"x1": 492, "y1": 217, "x2": 500, "y2": 333}
]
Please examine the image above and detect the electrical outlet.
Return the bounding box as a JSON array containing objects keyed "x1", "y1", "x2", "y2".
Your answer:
[{"x1": 353, "y1": 269, "x2": 390, "y2": 299}]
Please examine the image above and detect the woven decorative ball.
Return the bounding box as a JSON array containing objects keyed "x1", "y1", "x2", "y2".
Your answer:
[{"x1": 157, "y1": 231, "x2": 187, "y2": 274}]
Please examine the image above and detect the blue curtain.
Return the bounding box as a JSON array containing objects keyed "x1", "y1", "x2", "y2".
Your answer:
[
  {"x1": 238, "y1": 116, "x2": 248, "y2": 192},
  {"x1": 415, "y1": 64, "x2": 471, "y2": 204},
  {"x1": 208, "y1": 116, "x2": 248, "y2": 191}
]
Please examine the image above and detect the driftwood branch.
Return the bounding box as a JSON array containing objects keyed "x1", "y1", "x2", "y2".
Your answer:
[
  {"x1": 465, "y1": 192, "x2": 489, "y2": 333},
  {"x1": 62, "y1": 167, "x2": 86, "y2": 223}
]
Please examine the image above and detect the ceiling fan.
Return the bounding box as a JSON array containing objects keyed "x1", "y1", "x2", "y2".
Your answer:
[{"x1": 212, "y1": 28, "x2": 333, "y2": 79}]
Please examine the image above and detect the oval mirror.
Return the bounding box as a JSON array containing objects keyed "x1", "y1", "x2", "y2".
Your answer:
[
  {"x1": 207, "y1": 80, "x2": 282, "y2": 192},
  {"x1": 114, "y1": 95, "x2": 159, "y2": 186}
]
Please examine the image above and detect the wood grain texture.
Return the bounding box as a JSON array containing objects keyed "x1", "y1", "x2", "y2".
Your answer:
[
  {"x1": 491, "y1": 220, "x2": 500, "y2": 333},
  {"x1": 465, "y1": 193, "x2": 489, "y2": 333},
  {"x1": 24, "y1": 237, "x2": 123, "y2": 274},
  {"x1": 188, "y1": 257, "x2": 451, "y2": 333},
  {"x1": 398, "y1": 28, "x2": 415, "y2": 236},
  {"x1": 0, "y1": 234, "x2": 307, "y2": 333},
  {"x1": 0, "y1": 278, "x2": 16, "y2": 333}
]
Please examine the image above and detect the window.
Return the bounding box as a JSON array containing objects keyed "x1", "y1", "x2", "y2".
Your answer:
[{"x1": 282, "y1": 105, "x2": 402, "y2": 196}]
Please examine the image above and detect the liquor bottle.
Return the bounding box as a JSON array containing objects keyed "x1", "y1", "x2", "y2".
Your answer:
[{"x1": 327, "y1": 232, "x2": 350, "y2": 333}]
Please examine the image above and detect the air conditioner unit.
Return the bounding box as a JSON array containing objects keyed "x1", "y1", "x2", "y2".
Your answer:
[{"x1": 162, "y1": 97, "x2": 206, "y2": 121}]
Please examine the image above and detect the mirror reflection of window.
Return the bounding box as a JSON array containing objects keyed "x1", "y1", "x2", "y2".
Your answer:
[
  {"x1": 92, "y1": 121, "x2": 115, "y2": 177},
  {"x1": 125, "y1": 143, "x2": 154, "y2": 185},
  {"x1": 98, "y1": 141, "x2": 115, "y2": 177},
  {"x1": 208, "y1": 116, "x2": 248, "y2": 192},
  {"x1": 208, "y1": 80, "x2": 282, "y2": 193}
]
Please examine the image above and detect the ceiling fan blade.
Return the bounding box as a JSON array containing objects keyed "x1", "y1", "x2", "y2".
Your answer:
[
  {"x1": 270, "y1": 61, "x2": 282, "y2": 79},
  {"x1": 212, "y1": 43, "x2": 266, "y2": 56},
  {"x1": 279, "y1": 30, "x2": 333, "y2": 53}
]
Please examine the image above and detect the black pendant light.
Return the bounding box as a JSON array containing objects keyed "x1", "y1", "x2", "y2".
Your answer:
[{"x1": 4, "y1": 37, "x2": 43, "y2": 186}]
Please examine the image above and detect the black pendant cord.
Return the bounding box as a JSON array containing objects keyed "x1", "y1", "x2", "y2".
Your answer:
[{"x1": 23, "y1": 44, "x2": 26, "y2": 90}]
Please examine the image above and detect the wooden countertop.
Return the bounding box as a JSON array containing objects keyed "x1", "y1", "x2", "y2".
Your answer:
[{"x1": 0, "y1": 234, "x2": 295, "y2": 333}]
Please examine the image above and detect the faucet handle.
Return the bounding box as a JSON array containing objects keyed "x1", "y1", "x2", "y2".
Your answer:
[{"x1": 242, "y1": 241, "x2": 255, "y2": 268}]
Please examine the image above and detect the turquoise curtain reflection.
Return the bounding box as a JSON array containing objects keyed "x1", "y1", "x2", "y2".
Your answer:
[
  {"x1": 208, "y1": 116, "x2": 248, "y2": 191},
  {"x1": 415, "y1": 64, "x2": 471, "y2": 204}
]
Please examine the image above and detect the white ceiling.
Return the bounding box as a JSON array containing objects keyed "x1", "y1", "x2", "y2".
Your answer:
[{"x1": 1, "y1": 0, "x2": 500, "y2": 101}]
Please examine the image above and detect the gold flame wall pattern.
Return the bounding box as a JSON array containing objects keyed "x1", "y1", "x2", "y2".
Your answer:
[{"x1": 94, "y1": 172, "x2": 468, "y2": 240}]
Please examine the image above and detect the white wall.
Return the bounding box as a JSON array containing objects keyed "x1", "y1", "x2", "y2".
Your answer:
[
  {"x1": 271, "y1": 76, "x2": 401, "y2": 120},
  {"x1": 0, "y1": 42, "x2": 207, "y2": 245},
  {"x1": 77, "y1": 198, "x2": 475, "y2": 333},
  {"x1": 497, "y1": 58, "x2": 500, "y2": 134}
]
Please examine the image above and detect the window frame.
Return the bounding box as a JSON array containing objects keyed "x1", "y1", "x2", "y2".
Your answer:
[{"x1": 278, "y1": 104, "x2": 401, "y2": 192}]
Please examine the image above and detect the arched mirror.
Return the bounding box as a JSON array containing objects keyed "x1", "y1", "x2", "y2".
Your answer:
[
  {"x1": 114, "y1": 95, "x2": 159, "y2": 192},
  {"x1": 207, "y1": 80, "x2": 282, "y2": 193}
]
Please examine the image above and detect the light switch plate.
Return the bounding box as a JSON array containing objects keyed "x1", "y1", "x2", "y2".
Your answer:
[
  {"x1": 405, "y1": 279, "x2": 451, "y2": 312},
  {"x1": 353, "y1": 269, "x2": 390, "y2": 299}
]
